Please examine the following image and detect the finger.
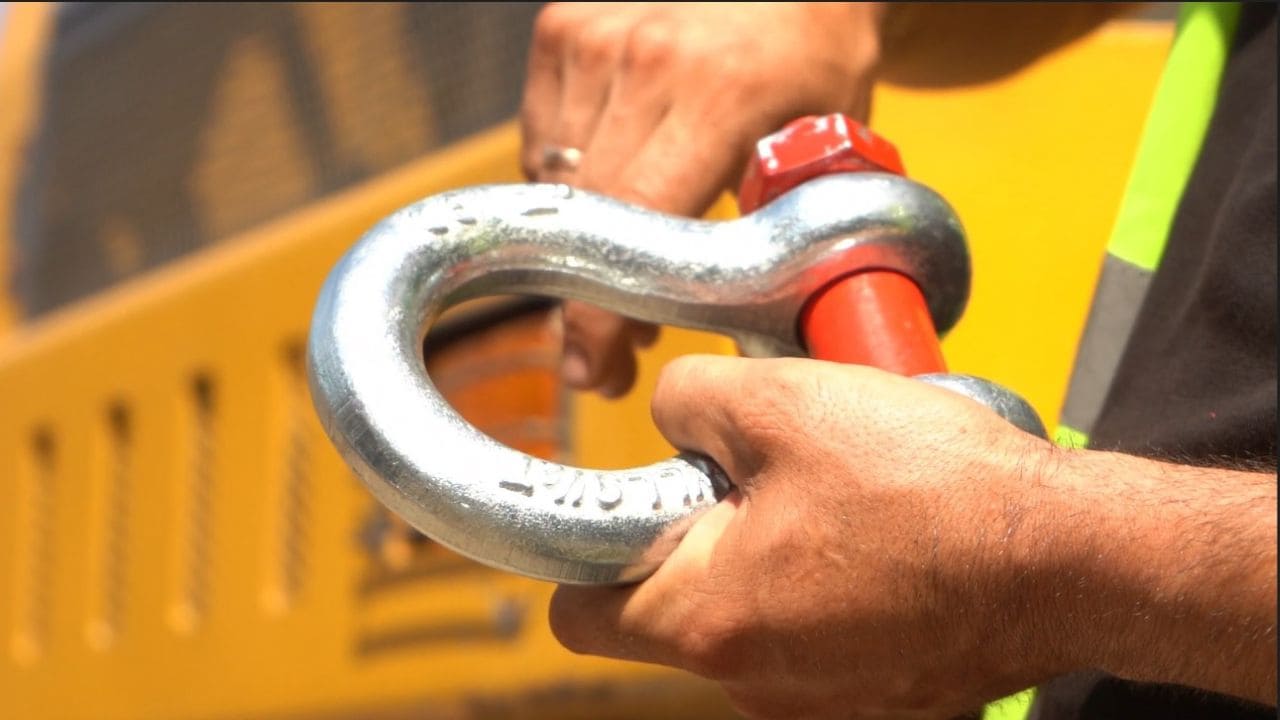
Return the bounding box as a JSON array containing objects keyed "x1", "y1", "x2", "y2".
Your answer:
[
  {"x1": 559, "y1": 303, "x2": 658, "y2": 397},
  {"x1": 560, "y1": 300, "x2": 641, "y2": 397},
  {"x1": 521, "y1": 4, "x2": 573, "y2": 180},
  {"x1": 548, "y1": 584, "x2": 642, "y2": 660},
  {"x1": 549, "y1": 494, "x2": 741, "y2": 669},
  {"x1": 544, "y1": 13, "x2": 636, "y2": 183},
  {"x1": 573, "y1": 20, "x2": 676, "y2": 199},
  {"x1": 592, "y1": 317, "x2": 662, "y2": 398},
  {"x1": 552, "y1": 24, "x2": 707, "y2": 394},
  {"x1": 593, "y1": 344, "x2": 640, "y2": 399},
  {"x1": 631, "y1": 321, "x2": 660, "y2": 349},
  {"x1": 610, "y1": 98, "x2": 754, "y2": 218},
  {"x1": 650, "y1": 354, "x2": 771, "y2": 483}
]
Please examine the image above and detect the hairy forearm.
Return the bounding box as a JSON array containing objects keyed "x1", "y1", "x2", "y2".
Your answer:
[
  {"x1": 1023, "y1": 449, "x2": 1277, "y2": 705},
  {"x1": 876, "y1": 2, "x2": 1141, "y2": 87}
]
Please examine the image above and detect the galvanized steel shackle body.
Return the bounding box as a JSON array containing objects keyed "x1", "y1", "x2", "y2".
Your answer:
[{"x1": 307, "y1": 173, "x2": 971, "y2": 585}]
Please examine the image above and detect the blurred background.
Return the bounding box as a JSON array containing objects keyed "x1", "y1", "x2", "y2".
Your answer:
[{"x1": 0, "y1": 3, "x2": 1172, "y2": 719}]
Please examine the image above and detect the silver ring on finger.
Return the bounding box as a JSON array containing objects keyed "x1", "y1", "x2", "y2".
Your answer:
[{"x1": 541, "y1": 144, "x2": 583, "y2": 173}]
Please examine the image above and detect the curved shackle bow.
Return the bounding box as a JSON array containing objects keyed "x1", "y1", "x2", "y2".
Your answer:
[{"x1": 306, "y1": 174, "x2": 1044, "y2": 586}]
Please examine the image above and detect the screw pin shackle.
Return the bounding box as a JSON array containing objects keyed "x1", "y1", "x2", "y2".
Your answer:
[
  {"x1": 739, "y1": 113, "x2": 945, "y2": 374},
  {"x1": 309, "y1": 173, "x2": 974, "y2": 584},
  {"x1": 307, "y1": 116, "x2": 1044, "y2": 586},
  {"x1": 741, "y1": 114, "x2": 1043, "y2": 439}
]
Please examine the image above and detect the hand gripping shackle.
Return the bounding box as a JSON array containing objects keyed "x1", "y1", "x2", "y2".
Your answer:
[{"x1": 307, "y1": 120, "x2": 1044, "y2": 586}]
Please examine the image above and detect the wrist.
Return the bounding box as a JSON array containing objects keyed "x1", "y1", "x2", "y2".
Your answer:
[
  {"x1": 1001, "y1": 447, "x2": 1129, "y2": 678},
  {"x1": 996, "y1": 446, "x2": 1174, "y2": 681},
  {"x1": 970, "y1": 438, "x2": 1091, "y2": 685},
  {"x1": 1002, "y1": 447, "x2": 1277, "y2": 701}
]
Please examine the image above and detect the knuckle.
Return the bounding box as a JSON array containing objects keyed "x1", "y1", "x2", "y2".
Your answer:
[
  {"x1": 621, "y1": 20, "x2": 677, "y2": 73},
  {"x1": 734, "y1": 363, "x2": 806, "y2": 440},
  {"x1": 532, "y1": 3, "x2": 576, "y2": 49},
  {"x1": 571, "y1": 19, "x2": 625, "y2": 67}
]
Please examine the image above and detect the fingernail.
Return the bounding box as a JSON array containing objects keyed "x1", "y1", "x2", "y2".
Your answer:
[{"x1": 561, "y1": 345, "x2": 590, "y2": 387}]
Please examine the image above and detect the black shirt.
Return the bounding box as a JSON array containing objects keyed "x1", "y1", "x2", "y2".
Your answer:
[{"x1": 1032, "y1": 3, "x2": 1277, "y2": 719}]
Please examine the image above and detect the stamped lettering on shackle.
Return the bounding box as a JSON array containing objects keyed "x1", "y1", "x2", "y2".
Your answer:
[
  {"x1": 496, "y1": 458, "x2": 701, "y2": 514},
  {"x1": 498, "y1": 460, "x2": 626, "y2": 511},
  {"x1": 497, "y1": 458, "x2": 718, "y2": 516},
  {"x1": 629, "y1": 475, "x2": 662, "y2": 510},
  {"x1": 671, "y1": 467, "x2": 715, "y2": 508}
]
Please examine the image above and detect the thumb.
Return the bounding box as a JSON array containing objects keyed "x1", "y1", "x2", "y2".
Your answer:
[{"x1": 650, "y1": 354, "x2": 779, "y2": 486}]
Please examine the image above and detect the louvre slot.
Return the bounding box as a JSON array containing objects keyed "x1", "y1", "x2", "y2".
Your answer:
[
  {"x1": 263, "y1": 343, "x2": 310, "y2": 614},
  {"x1": 170, "y1": 375, "x2": 215, "y2": 634},
  {"x1": 87, "y1": 403, "x2": 131, "y2": 650},
  {"x1": 11, "y1": 429, "x2": 56, "y2": 664}
]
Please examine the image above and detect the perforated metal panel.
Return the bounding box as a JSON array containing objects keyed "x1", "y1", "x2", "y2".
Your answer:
[{"x1": 14, "y1": 2, "x2": 543, "y2": 316}]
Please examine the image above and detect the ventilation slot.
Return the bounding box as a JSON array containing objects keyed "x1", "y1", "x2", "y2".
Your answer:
[
  {"x1": 87, "y1": 403, "x2": 131, "y2": 650},
  {"x1": 170, "y1": 375, "x2": 215, "y2": 634},
  {"x1": 11, "y1": 429, "x2": 56, "y2": 664},
  {"x1": 263, "y1": 343, "x2": 311, "y2": 614}
]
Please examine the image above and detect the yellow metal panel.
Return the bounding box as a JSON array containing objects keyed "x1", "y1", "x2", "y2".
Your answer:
[
  {"x1": 0, "y1": 2, "x2": 56, "y2": 333},
  {"x1": 572, "y1": 20, "x2": 1173, "y2": 468},
  {"x1": 882, "y1": 20, "x2": 1175, "y2": 422},
  {"x1": 0, "y1": 124, "x2": 731, "y2": 719}
]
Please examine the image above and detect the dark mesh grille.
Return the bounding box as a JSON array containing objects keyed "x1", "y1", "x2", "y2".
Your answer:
[{"x1": 13, "y1": 2, "x2": 542, "y2": 316}]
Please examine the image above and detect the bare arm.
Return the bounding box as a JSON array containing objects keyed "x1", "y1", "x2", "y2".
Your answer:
[{"x1": 1038, "y1": 450, "x2": 1276, "y2": 705}]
